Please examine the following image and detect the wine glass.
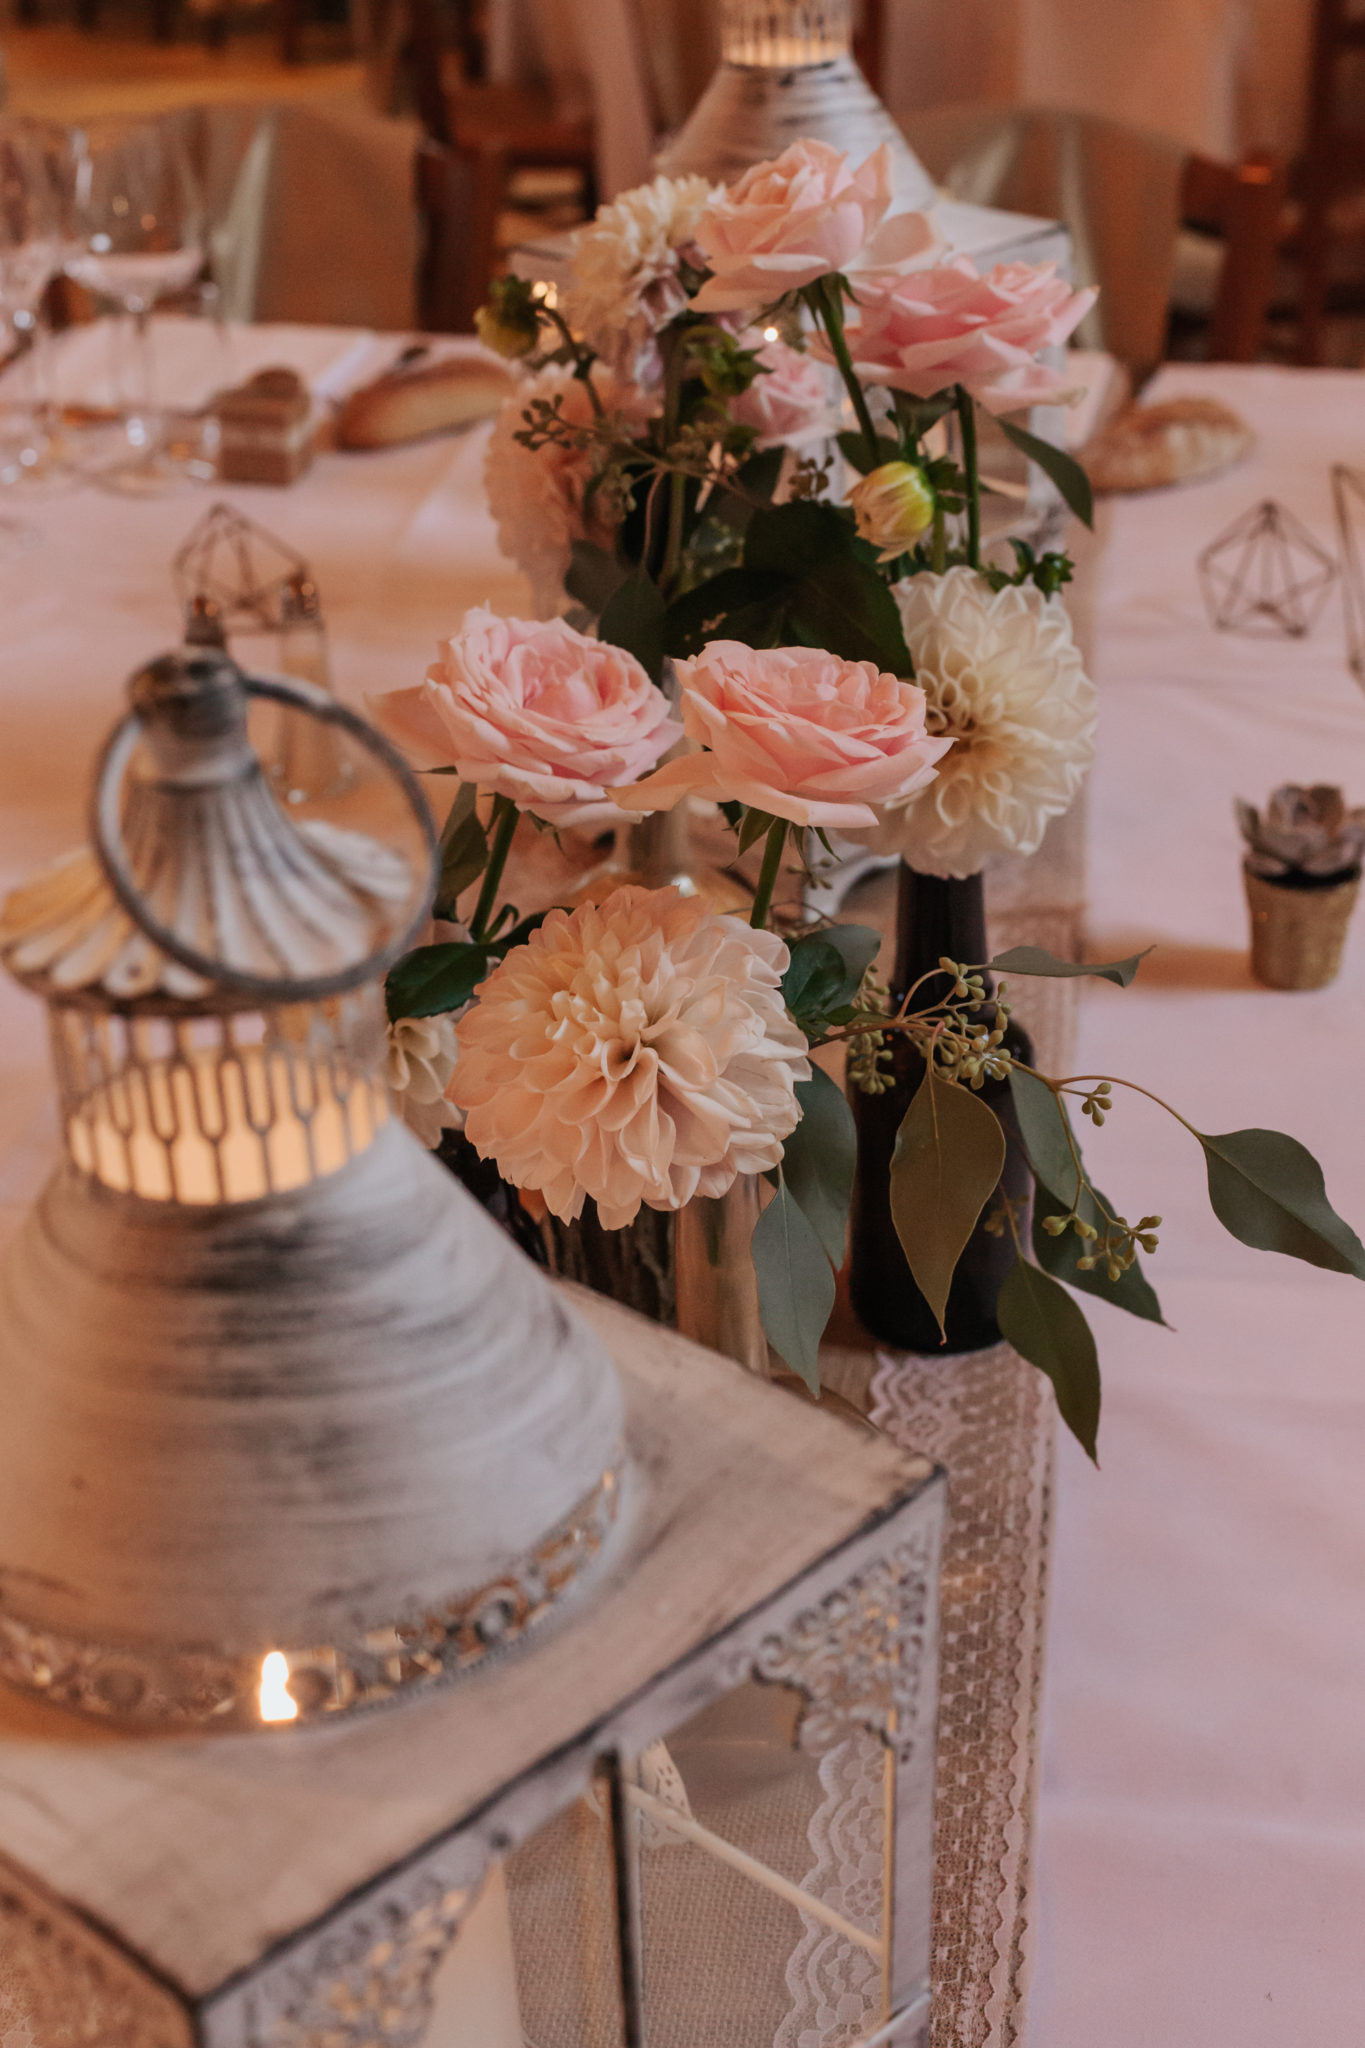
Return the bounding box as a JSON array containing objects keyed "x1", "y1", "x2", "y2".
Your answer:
[
  {"x1": 66, "y1": 119, "x2": 206, "y2": 494},
  {"x1": 0, "y1": 121, "x2": 66, "y2": 536}
]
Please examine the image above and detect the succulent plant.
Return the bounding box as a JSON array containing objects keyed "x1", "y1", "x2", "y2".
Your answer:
[{"x1": 1236, "y1": 784, "x2": 1365, "y2": 882}]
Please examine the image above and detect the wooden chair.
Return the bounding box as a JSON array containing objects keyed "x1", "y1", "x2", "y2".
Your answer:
[
  {"x1": 1294, "y1": 0, "x2": 1365, "y2": 363},
  {"x1": 414, "y1": 133, "x2": 505, "y2": 333},
  {"x1": 1179, "y1": 151, "x2": 1288, "y2": 363}
]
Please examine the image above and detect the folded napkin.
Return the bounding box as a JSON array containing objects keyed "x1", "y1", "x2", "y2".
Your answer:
[{"x1": 31, "y1": 317, "x2": 387, "y2": 415}]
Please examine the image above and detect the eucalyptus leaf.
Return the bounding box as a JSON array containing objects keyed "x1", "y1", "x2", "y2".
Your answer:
[
  {"x1": 990, "y1": 944, "x2": 1150, "y2": 987},
  {"x1": 782, "y1": 934, "x2": 857, "y2": 1027},
  {"x1": 564, "y1": 541, "x2": 628, "y2": 617},
  {"x1": 598, "y1": 568, "x2": 667, "y2": 682},
  {"x1": 817, "y1": 922, "x2": 881, "y2": 989},
  {"x1": 1009, "y1": 1067, "x2": 1082, "y2": 1208},
  {"x1": 1033, "y1": 1182, "x2": 1167, "y2": 1326},
  {"x1": 890, "y1": 1068, "x2": 1006, "y2": 1338},
  {"x1": 1198, "y1": 1127, "x2": 1365, "y2": 1278},
  {"x1": 781, "y1": 1068, "x2": 857, "y2": 1267},
  {"x1": 433, "y1": 783, "x2": 487, "y2": 919},
  {"x1": 998, "y1": 417, "x2": 1095, "y2": 530},
  {"x1": 751, "y1": 1177, "x2": 836, "y2": 1392},
  {"x1": 997, "y1": 1256, "x2": 1101, "y2": 1462},
  {"x1": 385, "y1": 940, "x2": 493, "y2": 1022}
]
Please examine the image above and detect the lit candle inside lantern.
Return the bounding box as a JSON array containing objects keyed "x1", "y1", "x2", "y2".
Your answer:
[
  {"x1": 258, "y1": 1651, "x2": 299, "y2": 1723},
  {"x1": 67, "y1": 1040, "x2": 387, "y2": 1204}
]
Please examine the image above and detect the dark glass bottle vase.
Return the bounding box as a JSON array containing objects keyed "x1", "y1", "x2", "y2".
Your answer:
[{"x1": 848, "y1": 864, "x2": 1033, "y2": 1354}]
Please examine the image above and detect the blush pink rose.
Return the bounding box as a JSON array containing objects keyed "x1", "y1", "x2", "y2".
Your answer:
[
  {"x1": 690, "y1": 141, "x2": 939, "y2": 313},
  {"x1": 371, "y1": 608, "x2": 681, "y2": 824},
  {"x1": 611, "y1": 641, "x2": 950, "y2": 830},
  {"x1": 813, "y1": 258, "x2": 1098, "y2": 413},
  {"x1": 730, "y1": 334, "x2": 832, "y2": 448}
]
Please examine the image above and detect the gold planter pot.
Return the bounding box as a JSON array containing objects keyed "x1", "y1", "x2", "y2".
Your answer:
[{"x1": 1244, "y1": 863, "x2": 1361, "y2": 990}]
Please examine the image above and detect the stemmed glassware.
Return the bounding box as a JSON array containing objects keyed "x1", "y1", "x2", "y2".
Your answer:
[
  {"x1": 67, "y1": 119, "x2": 207, "y2": 494},
  {"x1": 0, "y1": 120, "x2": 69, "y2": 545}
]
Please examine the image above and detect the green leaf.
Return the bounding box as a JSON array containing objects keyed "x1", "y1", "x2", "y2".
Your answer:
[
  {"x1": 889, "y1": 1068, "x2": 1006, "y2": 1339},
  {"x1": 990, "y1": 944, "x2": 1150, "y2": 987},
  {"x1": 781, "y1": 1068, "x2": 857, "y2": 1268},
  {"x1": 818, "y1": 922, "x2": 881, "y2": 990},
  {"x1": 1198, "y1": 1128, "x2": 1365, "y2": 1279},
  {"x1": 1033, "y1": 1181, "x2": 1167, "y2": 1326},
  {"x1": 781, "y1": 933, "x2": 860, "y2": 1027},
  {"x1": 564, "y1": 540, "x2": 628, "y2": 617},
  {"x1": 836, "y1": 428, "x2": 901, "y2": 476},
  {"x1": 997, "y1": 417, "x2": 1095, "y2": 529},
  {"x1": 751, "y1": 1176, "x2": 836, "y2": 1392},
  {"x1": 663, "y1": 566, "x2": 790, "y2": 658},
  {"x1": 433, "y1": 783, "x2": 487, "y2": 920},
  {"x1": 744, "y1": 502, "x2": 914, "y2": 674},
  {"x1": 385, "y1": 940, "x2": 493, "y2": 1022},
  {"x1": 704, "y1": 444, "x2": 786, "y2": 533},
  {"x1": 1009, "y1": 1067, "x2": 1082, "y2": 1207},
  {"x1": 598, "y1": 568, "x2": 667, "y2": 683},
  {"x1": 997, "y1": 1256, "x2": 1101, "y2": 1462}
]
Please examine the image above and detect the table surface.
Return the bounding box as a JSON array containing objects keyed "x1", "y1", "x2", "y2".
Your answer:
[
  {"x1": 1030, "y1": 362, "x2": 1365, "y2": 2048},
  {"x1": 0, "y1": 336, "x2": 1363, "y2": 2041}
]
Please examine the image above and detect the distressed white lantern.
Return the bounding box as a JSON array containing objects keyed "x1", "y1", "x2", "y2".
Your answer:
[
  {"x1": 0, "y1": 1294, "x2": 945, "y2": 2048},
  {"x1": 656, "y1": 0, "x2": 938, "y2": 208},
  {"x1": 0, "y1": 646, "x2": 624, "y2": 1730}
]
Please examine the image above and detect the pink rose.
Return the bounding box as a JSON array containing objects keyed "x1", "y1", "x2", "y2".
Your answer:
[
  {"x1": 611, "y1": 641, "x2": 950, "y2": 830},
  {"x1": 730, "y1": 333, "x2": 832, "y2": 448},
  {"x1": 690, "y1": 141, "x2": 939, "y2": 313},
  {"x1": 813, "y1": 258, "x2": 1098, "y2": 413},
  {"x1": 371, "y1": 608, "x2": 681, "y2": 824}
]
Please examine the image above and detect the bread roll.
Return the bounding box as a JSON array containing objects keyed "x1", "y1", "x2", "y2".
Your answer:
[
  {"x1": 337, "y1": 352, "x2": 515, "y2": 450},
  {"x1": 1083, "y1": 396, "x2": 1255, "y2": 494}
]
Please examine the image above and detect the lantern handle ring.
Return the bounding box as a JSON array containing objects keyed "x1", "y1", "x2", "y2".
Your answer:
[{"x1": 91, "y1": 664, "x2": 439, "y2": 1003}]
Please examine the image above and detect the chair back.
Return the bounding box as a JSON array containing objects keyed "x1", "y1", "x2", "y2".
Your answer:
[{"x1": 1181, "y1": 151, "x2": 1287, "y2": 362}]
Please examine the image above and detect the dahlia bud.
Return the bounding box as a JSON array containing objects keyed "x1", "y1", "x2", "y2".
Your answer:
[{"x1": 847, "y1": 460, "x2": 937, "y2": 562}]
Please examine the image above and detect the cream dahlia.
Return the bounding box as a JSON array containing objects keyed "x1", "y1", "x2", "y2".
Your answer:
[
  {"x1": 452, "y1": 886, "x2": 810, "y2": 1228},
  {"x1": 565, "y1": 172, "x2": 721, "y2": 384},
  {"x1": 484, "y1": 362, "x2": 652, "y2": 615},
  {"x1": 867, "y1": 566, "x2": 1096, "y2": 877},
  {"x1": 386, "y1": 1013, "x2": 462, "y2": 1148}
]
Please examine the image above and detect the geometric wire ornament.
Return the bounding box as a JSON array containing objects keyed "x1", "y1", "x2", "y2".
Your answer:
[
  {"x1": 1331, "y1": 465, "x2": 1365, "y2": 685},
  {"x1": 172, "y1": 501, "x2": 311, "y2": 634},
  {"x1": 1197, "y1": 498, "x2": 1337, "y2": 637}
]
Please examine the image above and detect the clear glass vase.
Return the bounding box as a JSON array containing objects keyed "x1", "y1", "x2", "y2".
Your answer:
[
  {"x1": 673, "y1": 1174, "x2": 771, "y2": 1377},
  {"x1": 571, "y1": 807, "x2": 751, "y2": 914}
]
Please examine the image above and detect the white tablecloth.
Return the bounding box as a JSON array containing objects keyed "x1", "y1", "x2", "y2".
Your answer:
[
  {"x1": 1033, "y1": 363, "x2": 1365, "y2": 2044},
  {"x1": 1, "y1": 334, "x2": 1364, "y2": 2040}
]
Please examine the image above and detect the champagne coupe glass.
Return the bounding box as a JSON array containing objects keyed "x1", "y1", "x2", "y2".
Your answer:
[
  {"x1": 0, "y1": 121, "x2": 64, "y2": 536},
  {"x1": 67, "y1": 119, "x2": 207, "y2": 494}
]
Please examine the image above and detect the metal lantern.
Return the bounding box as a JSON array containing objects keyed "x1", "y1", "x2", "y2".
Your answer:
[
  {"x1": 0, "y1": 646, "x2": 624, "y2": 1730},
  {"x1": 0, "y1": 1291, "x2": 944, "y2": 2048},
  {"x1": 656, "y1": 0, "x2": 937, "y2": 208}
]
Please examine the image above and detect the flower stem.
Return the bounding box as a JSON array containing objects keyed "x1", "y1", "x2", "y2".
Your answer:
[
  {"x1": 810, "y1": 277, "x2": 881, "y2": 472},
  {"x1": 956, "y1": 384, "x2": 981, "y2": 569},
  {"x1": 470, "y1": 793, "x2": 519, "y2": 942},
  {"x1": 750, "y1": 818, "x2": 788, "y2": 930}
]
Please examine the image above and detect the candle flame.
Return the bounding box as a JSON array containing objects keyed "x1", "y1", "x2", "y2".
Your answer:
[
  {"x1": 259, "y1": 1650, "x2": 298, "y2": 1723},
  {"x1": 763, "y1": 325, "x2": 779, "y2": 342}
]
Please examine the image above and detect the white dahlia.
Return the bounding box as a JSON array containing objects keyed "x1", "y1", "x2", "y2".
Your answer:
[
  {"x1": 870, "y1": 566, "x2": 1096, "y2": 877},
  {"x1": 564, "y1": 173, "x2": 721, "y2": 384},
  {"x1": 484, "y1": 362, "x2": 652, "y2": 616},
  {"x1": 452, "y1": 886, "x2": 811, "y2": 1229},
  {"x1": 386, "y1": 1012, "x2": 463, "y2": 1148}
]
